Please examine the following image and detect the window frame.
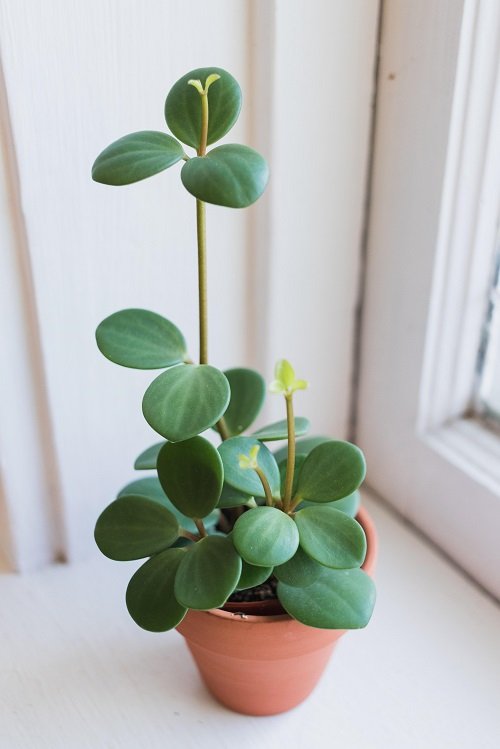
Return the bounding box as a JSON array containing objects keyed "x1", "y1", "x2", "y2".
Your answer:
[{"x1": 357, "y1": 0, "x2": 500, "y2": 598}]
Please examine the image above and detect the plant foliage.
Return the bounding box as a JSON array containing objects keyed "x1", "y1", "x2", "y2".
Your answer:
[{"x1": 93, "y1": 67, "x2": 375, "y2": 633}]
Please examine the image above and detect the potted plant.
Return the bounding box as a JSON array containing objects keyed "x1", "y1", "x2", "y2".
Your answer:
[{"x1": 92, "y1": 67, "x2": 377, "y2": 716}]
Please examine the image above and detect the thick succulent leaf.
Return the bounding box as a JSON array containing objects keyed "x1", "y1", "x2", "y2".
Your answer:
[
  {"x1": 94, "y1": 495, "x2": 179, "y2": 561},
  {"x1": 156, "y1": 436, "x2": 223, "y2": 518},
  {"x1": 92, "y1": 131, "x2": 184, "y2": 185},
  {"x1": 217, "y1": 483, "x2": 253, "y2": 509},
  {"x1": 295, "y1": 440, "x2": 366, "y2": 502},
  {"x1": 274, "y1": 546, "x2": 324, "y2": 588},
  {"x1": 295, "y1": 506, "x2": 366, "y2": 569},
  {"x1": 232, "y1": 507, "x2": 299, "y2": 567},
  {"x1": 96, "y1": 309, "x2": 187, "y2": 369},
  {"x1": 278, "y1": 568, "x2": 376, "y2": 630},
  {"x1": 299, "y1": 490, "x2": 361, "y2": 518},
  {"x1": 181, "y1": 144, "x2": 269, "y2": 208},
  {"x1": 221, "y1": 368, "x2": 265, "y2": 436},
  {"x1": 218, "y1": 436, "x2": 280, "y2": 499},
  {"x1": 334, "y1": 491, "x2": 361, "y2": 517},
  {"x1": 171, "y1": 537, "x2": 194, "y2": 548},
  {"x1": 117, "y1": 476, "x2": 219, "y2": 533},
  {"x1": 142, "y1": 364, "x2": 230, "y2": 442},
  {"x1": 273, "y1": 435, "x2": 330, "y2": 464},
  {"x1": 252, "y1": 417, "x2": 310, "y2": 442},
  {"x1": 279, "y1": 454, "x2": 306, "y2": 498},
  {"x1": 165, "y1": 67, "x2": 242, "y2": 149},
  {"x1": 126, "y1": 548, "x2": 187, "y2": 631},
  {"x1": 117, "y1": 476, "x2": 167, "y2": 504},
  {"x1": 134, "y1": 441, "x2": 166, "y2": 470},
  {"x1": 174, "y1": 535, "x2": 242, "y2": 610},
  {"x1": 236, "y1": 561, "x2": 273, "y2": 591}
]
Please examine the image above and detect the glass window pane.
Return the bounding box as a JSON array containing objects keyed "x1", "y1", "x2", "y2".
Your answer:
[{"x1": 475, "y1": 225, "x2": 500, "y2": 423}]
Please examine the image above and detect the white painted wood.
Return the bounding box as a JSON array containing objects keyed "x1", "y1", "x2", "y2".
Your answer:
[
  {"x1": 261, "y1": 0, "x2": 380, "y2": 436},
  {"x1": 0, "y1": 0, "x2": 254, "y2": 565},
  {"x1": 358, "y1": 0, "x2": 500, "y2": 597},
  {"x1": 1, "y1": 492, "x2": 499, "y2": 748},
  {"x1": 0, "y1": 0, "x2": 380, "y2": 566},
  {"x1": 0, "y1": 63, "x2": 65, "y2": 572},
  {"x1": 419, "y1": 0, "x2": 500, "y2": 429}
]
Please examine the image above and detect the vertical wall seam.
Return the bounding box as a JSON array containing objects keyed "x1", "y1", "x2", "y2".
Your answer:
[
  {"x1": 349, "y1": 0, "x2": 385, "y2": 442},
  {"x1": 0, "y1": 59, "x2": 67, "y2": 567}
]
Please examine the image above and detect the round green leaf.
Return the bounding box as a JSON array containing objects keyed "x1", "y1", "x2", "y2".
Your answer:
[
  {"x1": 295, "y1": 506, "x2": 366, "y2": 569},
  {"x1": 156, "y1": 436, "x2": 223, "y2": 518},
  {"x1": 181, "y1": 144, "x2": 269, "y2": 208},
  {"x1": 94, "y1": 495, "x2": 179, "y2": 561},
  {"x1": 296, "y1": 440, "x2": 366, "y2": 502},
  {"x1": 117, "y1": 476, "x2": 167, "y2": 504},
  {"x1": 218, "y1": 436, "x2": 280, "y2": 499},
  {"x1": 165, "y1": 67, "x2": 242, "y2": 149},
  {"x1": 174, "y1": 535, "x2": 242, "y2": 610},
  {"x1": 334, "y1": 491, "x2": 361, "y2": 517},
  {"x1": 118, "y1": 476, "x2": 219, "y2": 533},
  {"x1": 142, "y1": 364, "x2": 230, "y2": 442},
  {"x1": 96, "y1": 309, "x2": 187, "y2": 369},
  {"x1": 92, "y1": 131, "x2": 184, "y2": 186},
  {"x1": 126, "y1": 548, "x2": 187, "y2": 632},
  {"x1": 236, "y1": 561, "x2": 273, "y2": 591},
  {"x1": 221, "y1": 368, "x2": 265, "y2": 436},
  {"x1": 299, "y1": 490, "x2": 361, "y2": 518},
  {"x1": 134, "y1": 441, "x2": 166, "y2": 470},
  {"x1": 274, "y1": 546, "x2": 323, "y2": 588},
  {"x1": 171, "y1": 537, "x2": 194, "y2": 548},
  {"x1": 273, "y1": 435, "x2": 330, "y2": 464},
  {"x1": 278, "y1": 568, "x2": 376, "y2": 629},
  {"x1": 253, "y1": 417, "x2": 310, "y2": 442},
  {"x1": 217, "y1": 483, "x2": 253, "y2": 509},
  {"x1": 232, "y1": 507, "x2": 299, "y2": 567}
]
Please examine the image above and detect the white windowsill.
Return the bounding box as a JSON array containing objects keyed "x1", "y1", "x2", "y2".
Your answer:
[{"x1": 1, "y1": 491, "x2": 499, "y2": 748}]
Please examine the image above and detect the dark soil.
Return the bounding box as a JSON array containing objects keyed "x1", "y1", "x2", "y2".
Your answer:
[{"x1": 227, "y1": 576, "x2": 278, "y2": 603}]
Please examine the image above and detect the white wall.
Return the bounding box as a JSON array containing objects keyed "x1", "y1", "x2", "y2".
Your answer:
[{"x1": 0, "y1": 0, "x2": 379, "y2": 569}]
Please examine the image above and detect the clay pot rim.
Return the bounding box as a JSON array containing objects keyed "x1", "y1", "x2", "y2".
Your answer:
[{"x1": 203, "y1": 504, "x2": 378, "y2": 626}]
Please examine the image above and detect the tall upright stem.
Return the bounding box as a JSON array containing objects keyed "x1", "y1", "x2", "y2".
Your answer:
[
  {"x1": 193, "y1": 80, "x2": 230, "y2": 441},
  {"x1": 196, "y1": 198, "x2": 208, "y2": 365},
  {"x1": 283, "y1": 395, "x2": 295, "y2": 513},
  {"x1": 198, "y1": 93, "x2": 209, "y2": 157}
]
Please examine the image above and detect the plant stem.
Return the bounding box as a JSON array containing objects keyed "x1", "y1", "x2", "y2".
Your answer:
[
  {"x1": 283, "y1": 394, "x2": 295, "y2": 513},
  {"x1": 216, "y1": 416, "x2": 230, "y2": 441},
  {"x1": 194, "y1": 518, "x2": 208, "y2": 539},
  {"x1": 194, "y1": 81, "x2": 229, "y2": 443},
  {"x1": 198, "y1": 91, "x2": 209, "y2": 157},
  {"x1": 255, "y1": 467, "x2": 274, "y2": 507},
  {"x1": 217, "y1": 511, "x2": 231, "y2": 533},
  {"x1": 196, "y1": 199, "x2": 208, "y2": 365}
]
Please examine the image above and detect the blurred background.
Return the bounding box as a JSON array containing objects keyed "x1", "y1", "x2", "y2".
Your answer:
[{"x1": 1, "y1": 0, "x2": 499, "y2": 599}]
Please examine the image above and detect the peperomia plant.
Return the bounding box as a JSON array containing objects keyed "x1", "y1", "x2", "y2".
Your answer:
[{"x1": 92, "y1": 67, "x2": 376, "y2": 633}]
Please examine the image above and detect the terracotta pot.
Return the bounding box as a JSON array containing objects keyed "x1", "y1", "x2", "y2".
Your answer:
[{"x1": 176, "y1": 506, "x2": 377, "y2": 715}]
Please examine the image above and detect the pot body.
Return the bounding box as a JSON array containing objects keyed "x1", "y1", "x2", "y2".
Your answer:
[{"x1": 176, "y1": 506, "x2": 377, "y2": 715}]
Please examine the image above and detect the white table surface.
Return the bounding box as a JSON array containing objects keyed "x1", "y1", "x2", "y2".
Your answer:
[{"x1": 1, "y1": 492, "x2": 499, "y2": 749}]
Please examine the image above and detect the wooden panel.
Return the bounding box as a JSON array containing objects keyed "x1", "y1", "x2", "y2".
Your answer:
[
  {"x1": 0, "y1": 0, "x2": 254, "y2": 563},
  {"x1": 0, "y1": 62, "x2": 64, "y2": 571},
  {"x1": 259, "y1": 0, "x2": 380, "y2": 436}
]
